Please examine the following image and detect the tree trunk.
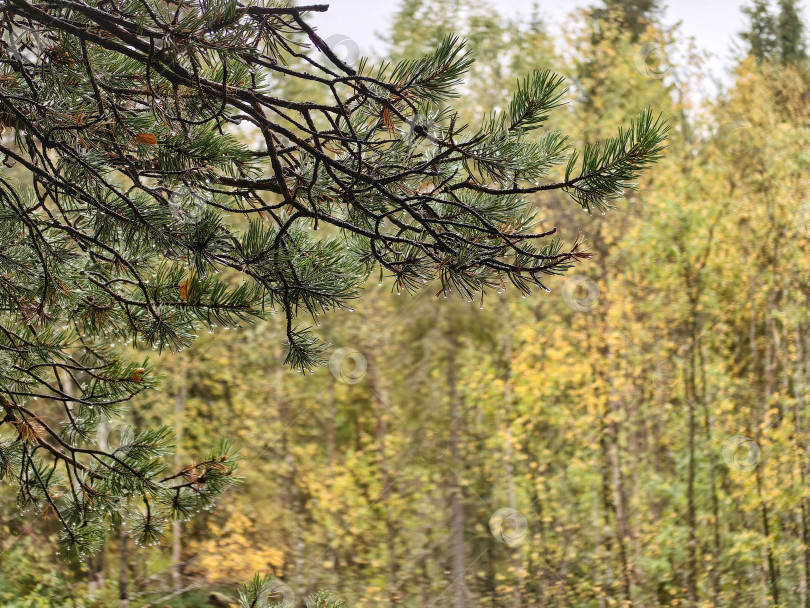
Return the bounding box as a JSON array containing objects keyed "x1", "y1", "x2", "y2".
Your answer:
[
  {"x1": 119, "y1": 522, "x2": 129, "y2": 608},
  {"x1": 758, "y1": 295, "x2": 779, "y2": 605},
  {"x1": 87, "y1": 551, "x2": 105, "y2": 594},
  {"x1": 502, "y1": 329, "x2": 525, "y2": 608},
  {"x1": 368, "y1": 348, "x2": 400, "y2": 606},
  {"x1": 794, "y1": 327, "x2": 810, "y2": 608},
  {"x1": 597, "y1": 276, "x2": 632, "y2": 602},
  {"x1": 171, "y1": 363, "x2": 187, "y2": 592},
  {"x1": 686, "y1": 375, "x2": 698, "y2": 606},
  {"x1": 277, "y1": 341, "x2": 306, "y2": 606},
  {"x1": 326, "y1": 375, "x2": 340, "y2": 585},
  {"x1": 447, "y1": 333, "x2": 467, "y2": 608}
]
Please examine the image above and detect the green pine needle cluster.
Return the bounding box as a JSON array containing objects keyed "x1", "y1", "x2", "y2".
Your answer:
[{"x1": 0, "y1": 0, "x2": 668, "y2": 555}]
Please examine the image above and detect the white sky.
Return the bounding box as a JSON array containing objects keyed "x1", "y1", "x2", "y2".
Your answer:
[{"x1": 310, "y1": 0, "x2": 810, "y2": 91}]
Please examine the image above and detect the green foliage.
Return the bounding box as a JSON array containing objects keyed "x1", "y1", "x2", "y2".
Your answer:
[
  {"x1": 591, "y1": 0, "x2": 662, "y2": 41},
  {"x1": 778, "y1": 0, "x2": 807, "y2": 63},
  {"x1": 742, "y1": 0, "x2": 807, "y2": 64},
  {"x1": 388, "y1": 34, "x2": 473, "y2": 102},
  {"x1": 0, "y1": 0, "x2": 666, "y2": 562},
  {"x1": 564, "y1": 107, "x2": 669, "y2": 212}
]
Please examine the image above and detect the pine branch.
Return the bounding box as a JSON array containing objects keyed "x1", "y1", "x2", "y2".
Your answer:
[{"x1": 0, "y1": 0, "x2": 668, "y2": 554}]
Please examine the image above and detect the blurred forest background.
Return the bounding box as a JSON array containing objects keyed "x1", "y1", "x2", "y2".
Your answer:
[{"x1": 4, "y1": 0, "x2": 810, "y2": 606}]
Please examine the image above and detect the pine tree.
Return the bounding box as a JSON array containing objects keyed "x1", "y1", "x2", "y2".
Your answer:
[
  {"x1": 741, "y1": 0, "x2": 807, "y2": 64},
  {"x1": 0, "y1": 0, "x2": 668, "y2": 556},
  {"x1": 777, "y1": 0, "x2": 807, "y2": 64},
  {"x1": 742, "y1": 0, "x2": 778, "y2": 61},
  {"x1": 591, "y1": 0, "x2": 661, "y2": 42}
]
